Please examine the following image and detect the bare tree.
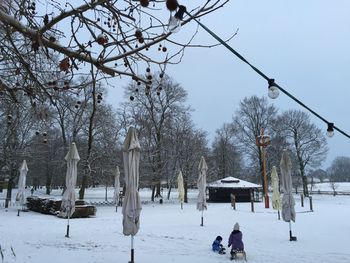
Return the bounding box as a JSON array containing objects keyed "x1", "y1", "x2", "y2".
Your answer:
[
  {"x1": 0, "y1": 95, "x2": 36, "y2": 207},
  {"x1": 16, "y1": 94, "x2": 121, "y2": 198},
  {"x1": 0, "y1": 0, "x2": 231, "y2": 104},
  {"x1": 212, "y1": 123, "x2": 242, "y2": 179},
  {"x1": 177, "y1": 127, "x2": 208, "y2": 203},
  {"x1": 328, "y1": 156, "x2": 350, "y2": 182},
  {"x1": 232, "y1": 96, "x2": 277, "y2": 193},
  {"x1": 1, "y1": 0, "x2": 235, "y2": 201},
  {"x1": 276, "y1": 110, "x2": 328, "y2": 196},
  {"x1": 121, "y1": 74, "x2": 190, "y2": 200},
  {"x1": 86, "y1": 103, "x2": 122, "y2": 187},
  {"x1": 308, "y1": 169, "x2": 327, "y2": 192},
  {"x1": 179, "y1": 119, "x2": 209, "y2": 202}
]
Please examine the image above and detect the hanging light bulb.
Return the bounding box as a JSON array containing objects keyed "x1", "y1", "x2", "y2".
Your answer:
[
  {"x1": 327, "y1": 123, "x2": 334, "y2": 137},
  {"x1": 268, "y1": 79, "x2": 279, "y2": 99},
  {"x1": 168, "y1": 5, "x2": 186, "y2": 33}
]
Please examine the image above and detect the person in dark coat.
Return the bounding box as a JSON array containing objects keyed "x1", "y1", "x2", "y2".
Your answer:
[
  {"x1": 228, "y1": 222, "x2": 244, "y2": 259},
  {"x1": 212, "y1": 236, "x2": 226, "y2": 254}
]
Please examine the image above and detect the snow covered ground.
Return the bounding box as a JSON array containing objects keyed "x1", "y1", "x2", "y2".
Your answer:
[{"x1": 1, "y1": 186, "x2": 350, "y2": 263}]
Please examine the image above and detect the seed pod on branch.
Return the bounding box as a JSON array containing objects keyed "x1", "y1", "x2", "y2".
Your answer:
[
  {"x1": 140, "y1": 0, "x2": 149, "y2": 7},
  {"x1": 166, "y1": 0, "x2": 178, "y2": 11},
  {"x1": 97, "y1": 33, "x2": 108, "y2": 45},
  {"x1": 135, "y1": 29, "x2": 143, "y2": 39},
  {"x1": 59, "y1": 57, "x2": 70, "y2": 72}
]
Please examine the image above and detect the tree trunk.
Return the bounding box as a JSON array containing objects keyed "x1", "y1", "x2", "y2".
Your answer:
[
  {"x1": 105, "y1": 184, "x2": 108, "y2": 201},
  {"x1": 184, "y1": 181, "x2": 188, "y2": 203},
  {"x1": 5, "y1": 178, "x2": 13, "y2": 208},
  {"x1": 155, "y1": 138, "x2": 162, "y2": 198},
  {"x1": 5, "y1": 167, "x2": 15, "y2": 208},
  {"x1": 45, "y1": 162, "x2": 52, "y2": 195},
  {"x1": 151, "y1": 184, "x2": 155, "y2": 202},
  {"x1": 79, "y1": 78, "x2": 97, "y2": 200},
  {"x1": 167, "y1": 185, "x2": 172, "y2": 200},
  {"x1": 302, "y1": 175, "x2": 309, "y2": 197},
  {"x1": 155, "y1": 181, "x2": 161, "y2": 197},
  {"x1": 299, "y1": 162, "x2": 309, "y2": 197},
  {"x1": 294, "y1": 136, "x2": 309, "y2": 197},
  {"x1": 79, "y1": 169, "x2": 88, "y2": 200}
]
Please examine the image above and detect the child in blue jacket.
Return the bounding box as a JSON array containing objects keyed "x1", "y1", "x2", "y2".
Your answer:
[{"x1": 212, "y1": 236, "x2": 226, "y2": 254}]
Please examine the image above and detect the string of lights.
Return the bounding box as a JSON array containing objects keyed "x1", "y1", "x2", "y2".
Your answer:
[{"x1": 181, "y1": 10, "x2": 350, "y2": 139}]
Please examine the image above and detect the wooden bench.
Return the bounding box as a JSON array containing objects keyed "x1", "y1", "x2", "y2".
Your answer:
[
  {"x1": 72, "y1": 205, "x2": 96, "y2": 218},
  {"x1": 27, "y1": 197, "x2": 96, "y2": 218}
]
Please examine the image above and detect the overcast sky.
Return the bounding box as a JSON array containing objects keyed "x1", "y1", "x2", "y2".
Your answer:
[{"x1": 107, "y1": 0, "x2": 350, "y2": 169}]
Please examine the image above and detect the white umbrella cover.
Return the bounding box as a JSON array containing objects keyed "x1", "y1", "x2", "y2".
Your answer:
[
  {"x1": 197, "y1": 156, "x2": 208, "y2": 227},
  {"x1": 177, "y1": 170, "x2": 185, "y2": 208},
  {"x1": 16, "y1": 160, "x2": 28, "y2": 206},
  {"x1": 113, "y1": 166, "x2": 121, "y2": 206},
  {"x1": 280, "y1": 151, "x2": 296, "y2": 222},
  {"x1": 197, "y1": 156, "x2": 208, "y2": 211},
  {"x1": 122, "y1": 127, "x2": 142, "y2": 236},
  {"x1": 60, "y1": 142, "x2": 80, "y2": 218},
  {"x1": 280, "y1": 150, "x2": 297, "y2": 241},
  {"x1": 271, "y1": 166, "x2": 281, "y2": 210}
]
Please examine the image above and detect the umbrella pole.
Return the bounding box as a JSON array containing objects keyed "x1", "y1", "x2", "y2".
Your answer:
[
  {"x1": 65, "y1": 212, "x2": 70, "y2": 238},
  {"x1": 130, "y1": 235, "x2": 134, "y2": 263},
  {"x1": 288, "y1": 221, "x2": 297, "y2": 241},
  {"x1": 289, "y1": 221, "x2": 292, "y2": 240},
  {"x1": 200, "y1": 210, "x2": 204, "y2": 226}
]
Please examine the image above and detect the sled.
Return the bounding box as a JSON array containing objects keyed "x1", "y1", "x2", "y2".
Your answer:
[{"x1": 230, "y1": 250, "x2": 247, "y2": 261}]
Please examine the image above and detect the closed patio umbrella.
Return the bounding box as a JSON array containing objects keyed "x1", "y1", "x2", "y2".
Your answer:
[
  {"x1": 60, "y1": 142, "x2": 80, "y2": 238},
  {"x1": 16, "y1": 160, "x2": 28, "y2": 216},
  {"x1": 177, "y1": 170, "x2": 185, "y2": 209},
  {"x1": 113, "y1": 166, "x2": 120, "y2": 212},
  {"x1": 197, "y1": 156, "x2": 207, "y2": 226},
  {"x1": 271, "y1": 166, "x2": 282, "y2": 220},
  {"x1": 122, "y1": 127, "x2": 142, "y2": 263},
  {"x1": 280, "y1": 150, "x2": 297, "y2": 241}
]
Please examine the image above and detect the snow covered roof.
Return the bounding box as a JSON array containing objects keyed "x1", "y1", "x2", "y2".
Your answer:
[{"x1": 207, "y1": 176, "x2": 262, "y2": 189}]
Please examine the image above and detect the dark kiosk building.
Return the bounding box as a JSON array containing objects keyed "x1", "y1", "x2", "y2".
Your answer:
[{"x1": 207, "y1": 176, "x2": 262, "y2": 202}]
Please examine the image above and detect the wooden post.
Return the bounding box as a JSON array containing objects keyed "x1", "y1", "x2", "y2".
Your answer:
[
  {"x1": 262, "y1": 143, "x2": 269, "y2": 209},
  {"x1": 300, "y1": 193, "x2": 304, "y2": 207},
  {"x1": 256, "y1": 128, "x2": 270, "y2": 209},
  {"x1": 309, "y1": 196, "x2": 313, "y2": 212},
  {"x1": 231, "y1": 194, "x2": 236, "y2": 210},
  {"x1": 250, "y1": 189, "x2": 254, "y2": 213}
]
